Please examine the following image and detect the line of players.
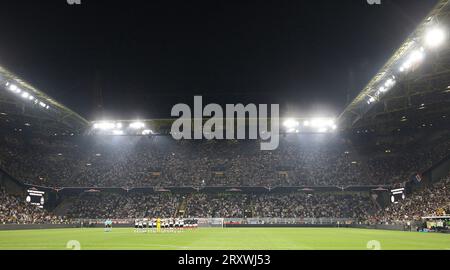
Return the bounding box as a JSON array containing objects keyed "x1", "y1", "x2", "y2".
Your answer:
[{"x1": 134, "y1": 218, "x2": 198, "y2": 232}]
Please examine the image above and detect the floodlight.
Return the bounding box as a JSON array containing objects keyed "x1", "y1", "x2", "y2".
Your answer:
[
  {"x1": 425, "y1": 28, "x2": 446, "y2": 48},
  {"x1": 8, "y1": 84, "x2": 20, "y2": 93},
  {"x1": 384, "y1": 78, "x2": 396, "y2": 88},
  {"x1": 21, "y1": 92, "x2": 29, "y2": 99},
  {"x1": 129, "y1": 121, "x2": 145, "y2": 129},
  {"x1": 93, "y1": 122, "x2": 116, "y2": 130},
  {"x1": 310, "y1": 118, "x2": 325, "y2": 127},
  {"x1": 409, "y1": 50, "x2": 425, "y2": 63},
  {"x1": 283, "y1": 118, "x2": 299, "y2": 129},
  {"x1": 142, "y1": 129, "x2": 153, "y2": 135},
  {"x1": 400, "y1": 49, "x2": 425, "y2": 72}
]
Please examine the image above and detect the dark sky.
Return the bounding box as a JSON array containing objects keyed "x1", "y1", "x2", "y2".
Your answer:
[{"x1": 0, "y1": 0, "x2": 439, "y2": 120}]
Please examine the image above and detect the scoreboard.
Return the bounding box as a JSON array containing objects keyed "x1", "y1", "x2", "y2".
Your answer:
[
  {"x1": 26, "y1": 189, "x2": 45, "y2": 208},
  {"x1": 390, "y1": 188, "x2": 406, "y2": 204}
]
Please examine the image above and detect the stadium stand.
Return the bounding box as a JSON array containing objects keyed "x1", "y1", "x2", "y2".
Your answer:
[
  {"x1": 0, "y1": 0, "x2": 449, "y2": 228},
  {"x1": 0, "y1": 187, "x2": 65, "y2": 224},
  {"x1": 0, "y1": 130, "x2": 449, "y2": 188},
  {"x1": 369, "y1": 175, "x2": 450, "y2": 225}
]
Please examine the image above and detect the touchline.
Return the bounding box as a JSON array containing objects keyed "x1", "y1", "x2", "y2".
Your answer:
[{"x1": 170, "y1": 96, "x2": 280, "y2": 151}]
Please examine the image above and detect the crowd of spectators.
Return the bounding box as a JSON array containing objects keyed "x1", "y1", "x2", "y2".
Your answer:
[
  {"x1": 185, "y1": 192, "x2": 374, "y2": 219},
  {"x1": 1, "y1": 125, "x2": 450, "y2": 225},
  {"x1": 1, "y1": 131, "x2": 449, "y2": 188},
  {"x1": 1, "y1": 178, "x2": 447, "y2": 223},
  {"x1": 63, "y1": 192, "x2": 374, "y2": 220},
  {"x1": 66, "y1": 193, "x2": 181, "y2": 219},
  {"x1": 0, "y1": 187, "x2": 65, "y2": 224},
  {"x1": 368, "y1": 176, "x2": 450, "y2": 224}
]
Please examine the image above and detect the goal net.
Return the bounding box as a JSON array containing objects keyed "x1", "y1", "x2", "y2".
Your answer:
[{"x1": 197, "y1": 218, "x2": 224, "y2": 228}]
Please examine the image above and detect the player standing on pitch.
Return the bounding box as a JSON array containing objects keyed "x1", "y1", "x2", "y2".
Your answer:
[
  {"x1": 156, "y1": 217, "x2": 161, "y2": 233},
  {"x1": 134, "y1": 218, "x2": 139, "y2": 232},
  {"x1": 104, "y1": 219, "x2": 112, "y2": 232}
]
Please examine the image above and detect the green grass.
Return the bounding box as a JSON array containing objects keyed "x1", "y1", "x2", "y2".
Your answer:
[{"x1": 0, "y1": 228, "x2": 449, "y2": 250}]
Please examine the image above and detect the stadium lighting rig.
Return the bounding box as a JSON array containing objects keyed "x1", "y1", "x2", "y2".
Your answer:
[
  {"x1": 129, "y1": 121, "x2": 146, "y2": 129},
  {"x1": 2, "y1": 81, "x2": 50, "y2": 110},
  {"x1": 425, "y1": 27, "x2": 446, "y2": 48},
  {"x1": 283, "y1": 117, "x2": 337, "y2": 133},
  {"x1": 364, "y1": 23, "x2": 448, "y2": 106},
  {"x1": 283, "y1": 118, "x2": 300, "y2": 133},
  {"x1": 91, "y1": 120, "x2": 154, "y2": 136}
]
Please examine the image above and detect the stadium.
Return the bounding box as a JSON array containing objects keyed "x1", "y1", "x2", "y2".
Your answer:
[{"x1": 0, "y1": 0, "x2": 450, "y2": 252}]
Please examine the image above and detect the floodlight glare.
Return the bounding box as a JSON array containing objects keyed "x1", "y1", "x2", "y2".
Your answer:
[
  {"x1": 8, "y1": 84, "x2": 20, "y2": 93},
  {"x1": 283, "y1": 118, "x2": 299, "y2": 129},
  {"x1": 400, "y1": 49, "x2": 425, "y2": 72},
  {"x1": 129, "y1": 121, "x2": 145, "y2": 129},
  {"x1": 93, "y1": 122, "x2": 116, "y2": 130},
  {"x1": 384, "y1": 78, "x2": 396, "y2": 88},
  {"x1": 112, "y1": 130, "x2": 124, "y2": 135},
  {"x1": 142, "y1": 129, "x2": 153, "y2": 135},
  {"x1": 425, "y1": 28, "x2": 446, "y2": 48},
  {"x1": 308, "y1": 118, "x2": 337, "y2": 133},
  {"x1": 311, "y1": 118, "x2": 324, "y2": 127},
  {"x1": 21, "y1": 92, "x2": 29, "y2": 99},
  {"x1": 409, "y1": 50, "x2": 425, "y2": 63}
]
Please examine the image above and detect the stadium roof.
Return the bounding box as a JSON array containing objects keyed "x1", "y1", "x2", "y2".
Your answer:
[
  {"x1": 0, "y1": 64, "x2": 89, "y2": 133},
  {"x1": 339, "y1": 0, "x2": 450, "y2": 132}
]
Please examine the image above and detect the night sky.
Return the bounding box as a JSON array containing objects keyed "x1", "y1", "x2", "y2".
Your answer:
[{"x1": 0, "y1": 0, "x2": 438, "y2": 120}]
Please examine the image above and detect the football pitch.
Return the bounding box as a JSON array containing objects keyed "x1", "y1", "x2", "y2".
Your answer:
[{"x1": 0, "y1": 228, "x2": 449, "y2": 250}]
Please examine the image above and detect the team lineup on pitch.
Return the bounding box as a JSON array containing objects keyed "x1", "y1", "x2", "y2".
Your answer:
[{"x1": 0, "y1": 228, "x2": 449, "y2": 250}]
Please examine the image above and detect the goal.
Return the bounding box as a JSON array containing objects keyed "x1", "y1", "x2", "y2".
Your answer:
[{"x1": 197, "y1": 218, "x2": 224, "y2": 228}]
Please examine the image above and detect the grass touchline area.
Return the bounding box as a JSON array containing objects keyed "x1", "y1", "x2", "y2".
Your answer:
[{"x1": 0, "y1": 228, "x2": 448, "y2": 250}]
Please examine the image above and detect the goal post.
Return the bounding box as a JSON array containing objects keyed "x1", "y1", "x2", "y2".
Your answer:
[{"x1": 197, "y1": 218, "x2": 224, "y2": 228}]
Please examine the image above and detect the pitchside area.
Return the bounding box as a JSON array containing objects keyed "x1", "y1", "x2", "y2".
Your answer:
[{"x1": 0, "y1": 228, "x2": 448, "y2": 250}]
